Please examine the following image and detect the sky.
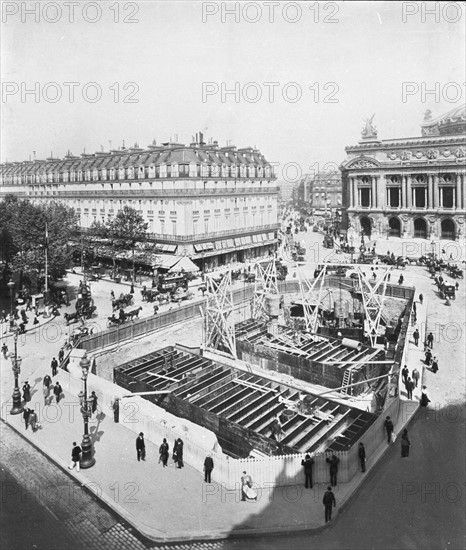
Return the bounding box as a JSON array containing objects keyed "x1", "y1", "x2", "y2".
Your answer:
[{"x1": 1, "y1": 1, "x2": 465, "y2": 181}]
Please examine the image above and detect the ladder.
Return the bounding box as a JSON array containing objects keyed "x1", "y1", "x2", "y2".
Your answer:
[{"x1": 340, "y1": 368, "x2": 354, "y2": 396}]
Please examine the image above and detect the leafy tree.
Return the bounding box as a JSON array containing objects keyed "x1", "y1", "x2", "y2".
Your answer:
[
  {"x1": 0, "y1": 195, "x2": 78, "y2": 293},
  {"x1": 107, "y1": 206, "x2": 148, "y2": 281}
]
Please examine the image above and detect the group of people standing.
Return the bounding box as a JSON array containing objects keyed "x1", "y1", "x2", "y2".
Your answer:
[{"x1": 135, "y1": 433, "x2": 185, "y2": 469}]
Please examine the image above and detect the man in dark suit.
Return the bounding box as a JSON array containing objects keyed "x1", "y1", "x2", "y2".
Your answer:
[
  {"x1": 136, "y1": 432, "x2": 145, "y2": 461},
  {"x1": 326, "y1": 454, "x2": 340, "y2": 487},
  {"x1": 204, "y1": 454, "x2": 214, "y2": 483},
  {"x1": 51, "y1": 357, "x2": 58, "y2": 376},
  {"x1": 384, "y1": 416, "x2": 394, "y2": 444},
  {"x1": 68, "y1": 442, "x2": 82, "y2": 472},
  {"x1": 323, "y1": 486, "x2": 336, "y2": 522},
  {"x1": 301, "y1": 454, "x2": 314, "y2": 488}
]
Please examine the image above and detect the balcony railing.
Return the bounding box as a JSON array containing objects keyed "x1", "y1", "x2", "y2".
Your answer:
[
  {"x1": 78, "y1": 223, "x2": 280, "y2": 244},
  {"x1": 24, "y1": 186, "x2": 279, "y2": 198}
]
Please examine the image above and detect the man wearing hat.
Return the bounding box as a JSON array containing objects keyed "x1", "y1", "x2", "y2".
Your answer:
[
  {"x1": 323, "y1": 486, "x2": 336, "y2": 522},
  {"x1": 204, "y1": 454, "x2": 214, "y2": 483},
  {"x1": 136, "y1": 432, "x2": 146, "y2": 461}
]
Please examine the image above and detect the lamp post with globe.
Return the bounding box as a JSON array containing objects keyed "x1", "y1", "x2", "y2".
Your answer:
[{"x1": 78, "y1": 353, "x2": 95, "y2": 469}]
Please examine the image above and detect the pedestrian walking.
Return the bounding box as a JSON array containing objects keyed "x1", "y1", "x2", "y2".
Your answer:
[
  {"x1": 413, "y1": 302, "x2": 417, "y2": 315},
  {"x1": 398, "y1": 275, "x2": 404, "y2": 285},
  {"x1": 427, "y1": 332, "x2": 434, "y2": 349},
  {"x1": 406, "y1": 377, "x2": 414, "y2": 399},
  {"x1": 413, "y1": 328, "x2": 420, "y2": 346},
  {"x1": 431, "y1": 357, "x2": 439, "y2": 374},
  {"x1": 401, "y1": 429, "x2": 411, "y2": 457},
  {"x1": 204, "y1": 454, "x2": 214, "y2": 483},
  {"x1": 387, "y1": 273, "x2": 391, "y2": 282},
  {"x1": 51, "y1": 357, "x2": 58, "y2": 376},
  {"x1": 68, "y1": 442, "x2": 82, "y2": 472},
  {"x1": 358, "y1": 443, "x2": 366, "y2": 472},
  {"x1": 301, "y1": 453, "x2": 314, "y2": 488},
  {"x1": 425, "y1": 348, "x2": 432, "y2": 365},
  {"x1": 58, "y1": 348, "x2": 64, "y2": 364},
  {"x1": 53, "y1": 382, "x2": 63, "y2": 404},
  {"x1": 384, "y1": 416, "x2": 394, "y2": 444},
  {"x1": 43, "y1": 374, "x2": 52, "y2": 405},
  {"x1": 419, "y1": 293, "x2": 423, "y2": 305},
  {"x1": 33, "y1": 316, "x2": 39, "y2": 325},
  {"x1": 323, "y1": 486, "x2": 336, "y2": 523},
  {"x1": 110, "y1": 290, "x2": 115, "y2": 300},
  {"x1": 136, "y1": 432, "x2": 146, "y2": 461},
  {"x1": 29, "y1": 409, "x2": 39, "y2": 432},
  {"x1": 420, "y1": 386, "x2": 431, "y2": 407},
  {"x1": 130, "y1": 283, "x2": 135, "y2": 294},
  {"x1": 22, "y1": 381, "x2": 31, "y2": 403},
  {"x1": 159, "y1": 438, "x2": 169, "y2": 467},
  {"x1": 23, "y1": 407, "x2": 30, "y2": 430},
  {"x1": 326, "y1": 454, "x2": 340, "y2": 486},
  {"x1": 173, "y1": 438, "x2": 184, "y2": 469},
  {"x1": 401, "y1": 365, "x2": 409, "y2": 384},
  {"x1": 112, "y1": 397, "x2": 120, "y2": 423},
  {"x1": 1, "y1": 342, "x2": 8, "y2": 359},
  {"x1": 90, "y1": 391, "x2": 98, "y2": 415},
  {"x1": 455, "y1": 281, "x2": 459, "y2": 291},
  {"x1": 412, "y1": 368, "x2": 420, "y2": 388}
]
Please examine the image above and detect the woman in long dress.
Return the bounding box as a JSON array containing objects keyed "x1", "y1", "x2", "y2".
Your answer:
[{"x1": 241, "y1": 471, "x2": 258, "y2": 501}]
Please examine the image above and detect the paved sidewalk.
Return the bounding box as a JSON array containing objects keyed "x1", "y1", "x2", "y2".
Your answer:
[{"x1": 0, "y1": 332, "x2": 424, "y2": 543}]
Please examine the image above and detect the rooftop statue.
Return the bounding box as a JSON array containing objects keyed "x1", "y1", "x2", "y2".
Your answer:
[{"x1": 361, "y1": 114, "x2": 378, "y2": 139}]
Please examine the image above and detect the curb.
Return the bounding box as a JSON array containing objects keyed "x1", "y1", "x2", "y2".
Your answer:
[{"x1": 0, "y1": 402, "x2": 420, "y2": 544}]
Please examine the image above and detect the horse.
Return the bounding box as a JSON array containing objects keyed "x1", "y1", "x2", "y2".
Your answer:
[
  {"x1": 64, "y1": 311, "x2": 80, "y2": 326},
  {"x1": 125, "y1": 306, "x2": 143, "y2": 321}
]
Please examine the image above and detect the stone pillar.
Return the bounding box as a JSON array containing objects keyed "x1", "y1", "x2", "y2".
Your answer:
[
  {"x1": 433, "y1": 175, "x2": 439, "y2": 208},
  {"x1": 349, "y1": 176, "x2": 354, "y2": 207},
  {"x1": 371, "y1": 176, "x2": 376, "y2": 208},
  {"x1": 427, "y1": 174, "x2": 434, "y2": 208},
  {"x1": 401, "y1": 177, "x2": 406, "y2": 208},
  {"x1": 405, "y1": 176, "x2": 412, "y2": 208},
  {"x1": 462, "y1": 172, "x2": 466, "y2": 210},
  {"x1": 455, "y1": 174, "x2": 461, "y2": 210},
  {"x1": 377, "y1": 175, "x2": 385, "y2": 208}
]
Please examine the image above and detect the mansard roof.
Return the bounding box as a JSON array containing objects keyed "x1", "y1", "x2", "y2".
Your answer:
[{"x1": 1, "y1": 140, "x2": 272, "y2": 177}]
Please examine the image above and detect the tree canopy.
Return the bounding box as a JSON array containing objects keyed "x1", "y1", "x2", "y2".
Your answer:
[{"x1": 0, "y1": 195, "x2": 79, "y2": 289}]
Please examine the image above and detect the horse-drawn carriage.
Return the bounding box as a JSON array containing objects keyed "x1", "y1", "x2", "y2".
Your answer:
[
  {"x1": 65, "y1": 282, "x2": 96, "y2": 325},
  {"x1": 443, "y1": 284, "x2": 456, "y2": 300},
  {"x1": 112, "y1": 293, "x2": 134, "y2": 310},
  {"x1": 448, "y1": 264, "x2": 463, "y2": 279},
  {"x1": 107, "y1": 305, "x2": 142, "y2": 327},
  {"x1": 157, "y1": 273, "x2": 188, "y2": 294}
]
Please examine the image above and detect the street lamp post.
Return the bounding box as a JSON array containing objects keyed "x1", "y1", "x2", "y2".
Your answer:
[
  {"x1": 7, "y1": 280, "x2": 15, "y2": 316},
  {"x1": 10, "y1": 327, "x2": 23, "y2": 415},
  {"x1": 79, "y1": 354, "x2": 95, "y2": 469}
]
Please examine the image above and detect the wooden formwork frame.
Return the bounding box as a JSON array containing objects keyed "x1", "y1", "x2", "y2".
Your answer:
[{"x1": 204, "y1": 270, "x2": 237, "y2": 359}]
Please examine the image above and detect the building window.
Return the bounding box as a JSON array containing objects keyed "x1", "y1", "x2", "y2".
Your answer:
[
  {"x1": 360, "y1": 188, "x2": 370, "y2": 207},
  {"x1": 172, "y1": 220, "x2": 177, "y2": 235},
  {"x1": 442, "y1": 187, "x2": 454, "y2": 208},
  {"x1": 388, "y1": 188, "x2": 400, "y2": 207},
  {"x1": 414, "y1": 187, "x2": 426, "y2": 208}
]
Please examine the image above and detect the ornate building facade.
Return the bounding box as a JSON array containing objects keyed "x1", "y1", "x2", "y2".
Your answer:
[
  {"x1": 340, "y1": 105, "x2": 466, "y2": 241},
  {"x1": 302, "y1": 171, "x2": 342, "y2": 212},
  {"x1": 0, "y1": 137, "x2": 279, "y2": 269}
]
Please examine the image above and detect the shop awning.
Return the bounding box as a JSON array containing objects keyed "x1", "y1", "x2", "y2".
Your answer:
[{"x1": 168, "y1": 256, "x2": 200, "y2": 273}]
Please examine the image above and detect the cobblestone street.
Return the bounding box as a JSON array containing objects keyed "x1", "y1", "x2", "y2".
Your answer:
[{"x1": 1, "y1": 421, "x2": 225, "y2": 550}]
